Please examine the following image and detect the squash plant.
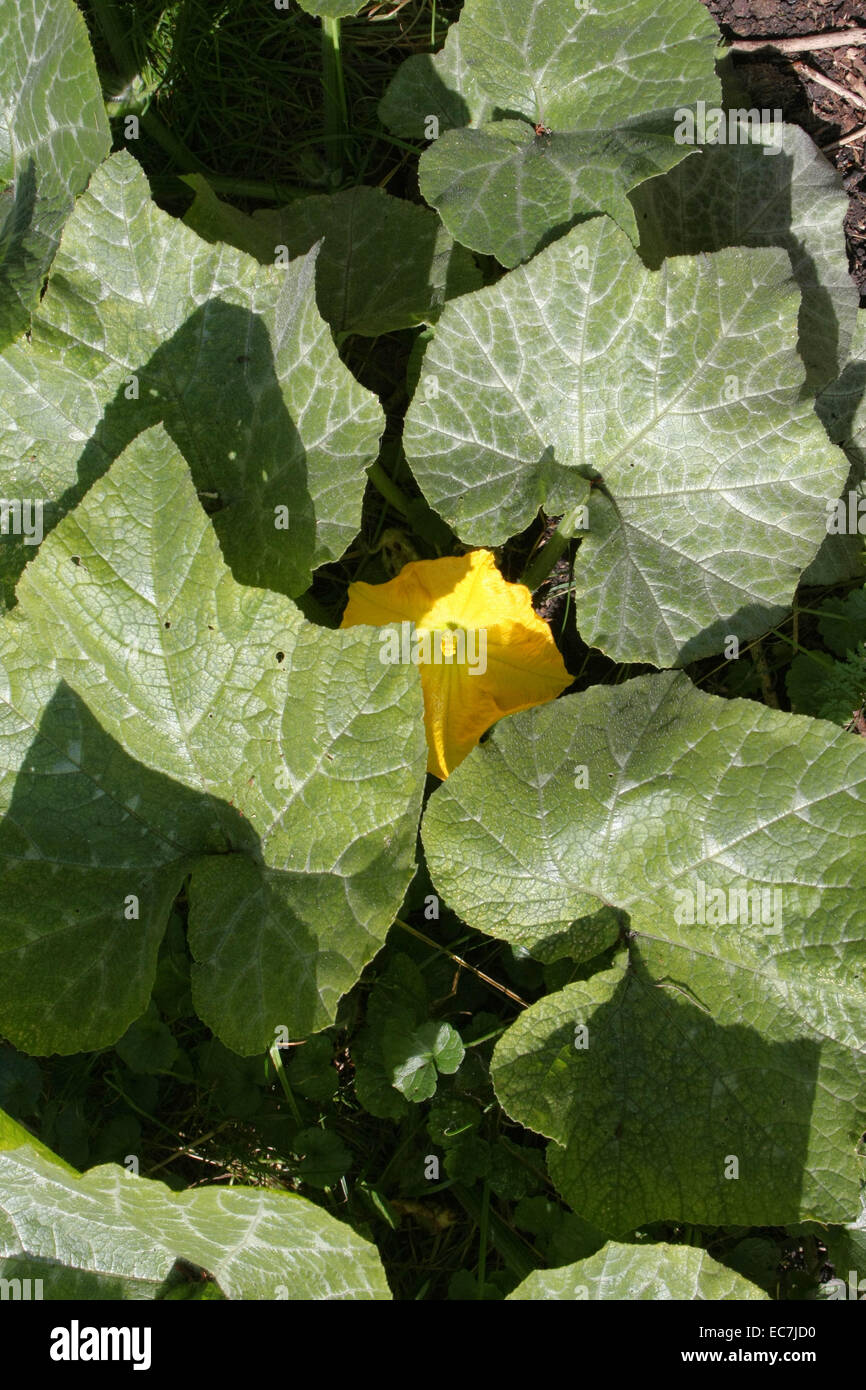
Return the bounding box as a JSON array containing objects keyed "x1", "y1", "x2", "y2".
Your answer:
[{"x1": 1, "y1": 0, "x2": 865, "y2": 1301}]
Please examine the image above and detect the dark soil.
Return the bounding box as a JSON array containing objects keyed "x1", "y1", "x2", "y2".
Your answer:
[{"x1": 702, "y1": 0, "x2": 866, "y2": 296}]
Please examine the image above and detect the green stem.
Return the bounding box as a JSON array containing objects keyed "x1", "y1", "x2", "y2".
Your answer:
[
  {"x1": 453, "y1": 1185, "x2": 540, "y2": 1281},
  {"x1": 790, "y1": 605, "x2": 858, "y2": 622},
  {"x1": 376, "y1": 1113, "x2": 428, "y2": 1187},
  {"x1": 321, "y1": 17, "x2": 348, "y2": 172},
  {"x1": 366, "y1": 460, "x2": 412, "y2": 518},
  {"x1": 186, "y1": 174, "x2": 311, "y2": 202},
  {"x1": 520, "y1": 504, "x2": 586, "y2": 590},
  {"x1": 766, "y1": 627, "x2": 841, "y2": 671},
  {"x1": 104, "y1": 1073, "x2": 183, "y2": 1141},
  {"x1": 138, "y1": 111, "x2": 209, "y2": 172},
  {"x1": 465, "y1": 1023, "x2": 510, "y2": 1048},
  {"x1": 88, "y1": 0, "x2": 139, "y2": 84},
  {"x1": 89, "y1": 0, "x2": 208, "y2": 174},
  {"x1": 269, "y1": 1043, "x2": 302, "y2": 1124}
]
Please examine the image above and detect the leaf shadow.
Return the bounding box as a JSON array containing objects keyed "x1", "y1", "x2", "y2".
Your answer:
[
  {"x1": 550, "y1": 945, "x2": 823, "y2": 1235},
  {"x1": 0, "y1": 155, "x2": 40, "y2": 343},
  {"x1": 629, "y1": 140, "x2": 848, "y2": 396},
  {"x1": 0, "y1": 676, "x2": 341, "y2": 1054},
  {"x1": 5, "y1": 298, "x2": 314, "y2": 606},
  {"x1": 800, "y1": 359, "x2": 866, "y2": 586}
]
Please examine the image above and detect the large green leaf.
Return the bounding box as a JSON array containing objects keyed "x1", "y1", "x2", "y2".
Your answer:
[
  {"x1": 183, "y1": 179, "x2": 481, "y2": 336},
  {"x1": 809, "y1": 309, "x2": 866, "y2": 586},
  {"x1": 424, "y1": 670, "x2": 866, "y2": 979},
  {"x1": 420, "y1": 125, "x2": 697, "y2": 272},
  {"x1": 378, "y1": 22, "x2": 495, "y2": 138},
  {"x1": 423, "y1": 672, "x2": 866, "y2": 1231},
  {"x1": 492, "y1": 953, "x2": 866, "y2": 1233},
  {"x1": 820, "y1": 311, "x2": 866, "y2": 455},
  {"x1": 404, "y1": 219, "x2": 848, "y2": 666},
  {"x1": 0, "y1": 0, "x2": 110, "y2": 348},
  {"x1": 0, "y1": 425, "x2": 427, "y2": 1056},
  {"x1": 509, "y1": 1241, "x2": 768, "y2": 1300},
  {"x1": 802, "y1": 1194, "x2": 866, "y2": 1299},
  {"x1": 382, "y1": 0, "x2": 721, "y2": 265},
  {"x1": 0, "y1": 1143, "x2": 391, "y2": 1299},
  {"x1": 632, "y1": 118, "x2": 863, "y2": 591},
  {"x1": 0, "y1": 151, "x2": 383, "y2": 608},
  {"x1": 0, "y1": 1109, "x2": 76, "y2": 1173},
  {"x1": 631, "y1": 120, "x2": 858, "y2": 393}
]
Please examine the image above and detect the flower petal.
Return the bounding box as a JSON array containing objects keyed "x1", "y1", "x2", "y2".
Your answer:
[{"x1": 341, "y1": 550, "x2": 572, "y2": 778}]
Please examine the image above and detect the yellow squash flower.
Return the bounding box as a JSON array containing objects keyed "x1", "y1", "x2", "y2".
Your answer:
[{"x1": 341, "y1": 549, "x2": 573, "y2": 779}]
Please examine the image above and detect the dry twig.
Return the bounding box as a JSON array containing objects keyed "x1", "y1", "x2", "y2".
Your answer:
[
  {"x1": 823, "y1": 121, "x2": 866, "y2": 151},
  {"x1": 792, "y1": 61, "x2": 866, "y2": 113},
  {"x1": 730, "y1": 31, "x2": 866, "y2": 56}
]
